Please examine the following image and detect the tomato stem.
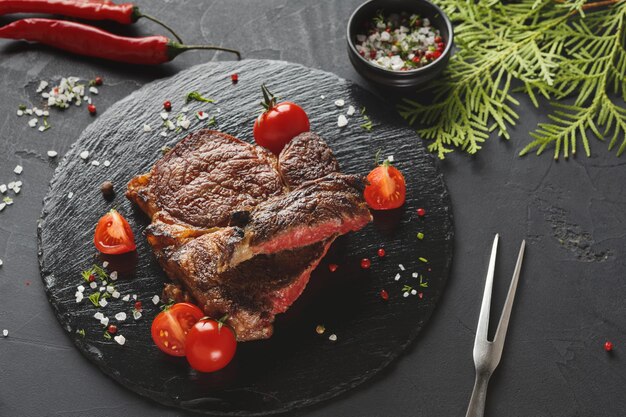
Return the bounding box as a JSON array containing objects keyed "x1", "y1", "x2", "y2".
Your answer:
[{"x1": 260, "y1": 83, "x2": 277, "y2": 111}]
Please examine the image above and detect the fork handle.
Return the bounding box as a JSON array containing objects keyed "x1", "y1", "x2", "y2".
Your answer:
[{"x1": 465, "y1": 373, "x2": 491, "y2": 417}]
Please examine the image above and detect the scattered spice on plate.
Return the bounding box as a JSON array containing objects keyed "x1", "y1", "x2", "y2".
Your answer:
[
  {"x1": 100, "y1": 181, "x2": 114, "y2": 199},
  {"x1": 377, "y1": 248, "x2": 386, "y2": 257},
  {"x1": 417, "y1": 232, "x2": 424, "y2": 240},
  {"x1": 87, "y1": 103, "x2": 97, "y2": 115},
  {"x1": 231, "y1": 73, "x2": 238, "y2": 83},
  {"x1": 316, "y1": 324, "x2": 325, "y2": 335},
  {"x1": 355, "y1": 11, "x2": 445, "y2": 71},
  {"x1": 163, "y1": 100, "x2": 172, "y2": 111},
  {"x1": 360, "y1": 258, "x2": 371, "y2": 269},
  {"x1": 604, "y1": 341, "x2": 614, "y2": 352},
  {"x1": 417, "y1": 208, "x2": 426, "y2": 217},
  {"x1": 380, "y1": 289, "x2": 389, "y2": 300},
  {"x1": 328, "y1": 263, "x2": 338, "y2": 272}
]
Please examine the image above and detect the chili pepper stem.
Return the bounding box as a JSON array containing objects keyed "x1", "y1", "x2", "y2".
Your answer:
[
  {"x1": 170, "y1": 43, "x2": 241, "y2": 60},
  {"x1": 136, "y1": 13, "x2": 184, "y2": 43}
]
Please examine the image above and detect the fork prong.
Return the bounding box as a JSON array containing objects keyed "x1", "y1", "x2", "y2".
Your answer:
[
  {"x1": 493, "y1": 240, "x2": 526, "y2": 350},
  {"x1": 476, "y1": 234, "x2": 499, "y2": 342}
]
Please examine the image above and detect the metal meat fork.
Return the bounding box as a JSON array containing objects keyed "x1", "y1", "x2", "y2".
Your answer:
[{"x1": 465, "y1": 234, "x2": 526, "y2": 417}]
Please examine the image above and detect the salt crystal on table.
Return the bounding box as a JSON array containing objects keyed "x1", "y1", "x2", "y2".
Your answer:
[
  {"x1": 114, "y1": 335, "x2": 126, "y2": 345},
  {"x1": 337, "y1": 115, "x2": 348, "y2": 127},
  {"x1": 79, "y1": 150, "x2": 89, "y2": 160},
  {"x1": 152, "y1": 295, "x2": 160, "y2": 305},
  {"x1": 47, "y1": 151, "x2": 58, "y2": 158},
  {"x1": 14, "y1": 165, "x2": 23, "y2": 175},
  {"x1": 103, "y1": 160, "x2": 111, "y2": 167},
  {"x1": 334, "y1": 99, "x2": 345, "y2": 107},
  {"x1": 347, "y1": 105, "x2": 356, "y2": 116},
  {"x1": 0, "y1": 184, "x2": 6, "y2": 193},
  {"x1": 2, "y1": 329, "x2": 8, "y2": 337},
  {"x1": 115, "y1": 312, "x2": 127, "y2": 321}
]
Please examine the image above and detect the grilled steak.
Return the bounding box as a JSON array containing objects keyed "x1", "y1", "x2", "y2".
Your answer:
[
  {"x1": 127, "y1": 130, "x2": 285, "y2": 228},
  {"x1": 127, "y1": 129, "x2": 371, "y2": 340}
]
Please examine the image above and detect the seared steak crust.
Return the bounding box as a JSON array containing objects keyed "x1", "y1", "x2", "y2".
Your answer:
[
  {"x1": 127, "y1": 130, "x2": 285, "y2": 228},
  {"x1": 279, "y1": 132, "x2": 340, "y2": 188}
]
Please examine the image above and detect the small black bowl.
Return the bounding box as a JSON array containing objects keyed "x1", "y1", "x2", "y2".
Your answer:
[{"x1": 347, "y1": 0, "x2": 454, "y2": 88}]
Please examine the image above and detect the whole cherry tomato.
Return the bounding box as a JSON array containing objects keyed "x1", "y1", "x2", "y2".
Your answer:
[
  {"x1": 253, "y1": 84, "x2": 310, "y2": 155},
  {"x1": 185, "y1": 317, "x2": 237, "y2": 373}
]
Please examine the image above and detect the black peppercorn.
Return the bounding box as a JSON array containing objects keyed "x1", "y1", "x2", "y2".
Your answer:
[{"x1": 101, "y1": 181, "x2": 114, "y2": 199}]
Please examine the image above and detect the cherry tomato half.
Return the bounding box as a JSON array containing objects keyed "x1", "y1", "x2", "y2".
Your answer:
[
  {"x1": 185, "y1": 318, "x2": 237, "y2": 373},
  {"x1": 150, "y1": 303, "x2": 204, "y2": 357},
  {"x1": 253, "y1": 84, "x2": 310, "y2": 155},
  {"x1": 364, "y1": 163, "x2": 406, "y2": 210},
  {"x1": 93, "y1": 209, "x2": 136, "y2": 255}
]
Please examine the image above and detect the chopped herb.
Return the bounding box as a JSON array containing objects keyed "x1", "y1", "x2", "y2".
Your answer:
[
  {"x1": 185, "y1": 91, "x2": 214, "y2": 104},
  {"x1": 103, "y1": 331, "x2": 112, "y2": 340},
  {"x1": 18, "y1": 104, "x2": 26, "y2": 111},
  {"x1": 161, "y1": 146, "x2": 172, "y2": 155},
  {"x1": 88, "y1": 292, "x2": 101, "y2": 307},
  {"x1": 419, "y1": 275, "x2": 429, "y2": 288},
  {"x1": 207, "y1": 116, "x2": 217, "y2": 127},
  {"x1": 3, "y1": 196, "x2": 13, "y2": 205},
  {"x1": 360, "y1": 107, "x2": 373, "y2": 131},
  {"x1": 417, "y1": 232, "x2": 424, "y2": 240},
  {"x1": 402, "y1": 284, "x2": 413, "y2": 292},
  {"x1": 76, "y1": 329, "x2": 85, "y2": 337},
  {"x1": 419, "y1": 257, "x2": 428, "y2": 263},
  {"x1": 82, "y1": 264, "x2": 108, "y2": 282}
]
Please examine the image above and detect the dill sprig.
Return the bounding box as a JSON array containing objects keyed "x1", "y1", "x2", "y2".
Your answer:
[{"x1": 398, "y1": 0, "x2": 626, "y2": 160}]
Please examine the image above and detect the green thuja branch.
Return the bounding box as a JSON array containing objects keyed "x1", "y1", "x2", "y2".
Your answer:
[{"x1": 399, "y1": 0, "x2": 626, "y2": 159}]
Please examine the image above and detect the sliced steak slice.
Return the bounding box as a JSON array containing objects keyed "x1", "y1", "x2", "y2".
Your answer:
[
  {"x1": 221, "y1": 173, "x2": 372, "y2": 270},
  {"x1": 157, "y1": 228, "x2": 334, "y2": 341},
  {"x1": 278, "y1": 132, "x2": 340, "y2": 188},
  {"x1": 126, "y1": 130, "x2": 286, "y2": 228}
]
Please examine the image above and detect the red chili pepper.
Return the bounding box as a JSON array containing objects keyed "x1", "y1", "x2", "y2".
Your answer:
[
  {"x1": 0, "y1": 19, "x2": 240, "y2": 65},
  {"x1": 0, "y1": 0, "x2": 184, "y2": 42}
]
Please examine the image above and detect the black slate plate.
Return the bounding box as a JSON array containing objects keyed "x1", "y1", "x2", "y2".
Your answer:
[{"x1": 38, "y1": 59, "x2": 454, "y2": 416}]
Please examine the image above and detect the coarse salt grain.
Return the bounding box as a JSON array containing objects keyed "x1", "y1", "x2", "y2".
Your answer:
[
  {"x1": 0, "y1": 259, "x2": 3, "y2": 266},
  {"x1": 28, "y1": 118, "x2": 38, "y2": 127},
  {"x1": 334, "y1": 99, "x2": 345, "y2": 107},
  {"x1": 14, "y1": 165, "x2": 23, "y2": 175},
  {"x1": 17, "y1": 110, "x2": 24, "y2": 117},
  {"x1": 143, "y1": 124, "x2": 152, "y2": 132},
  {"x1": 328, "y1": 334, "x2": 337, "y2": 342},
  {"x1": 114, "y1": 335, "x2": 126, "y2": 345},
  {"x1": 109, "y1": 271, "x2": 118, "y2": 280},
  {"x1": 132, "y1": 294, "x2": 137, "y2": 300},
  {"x1": 106, "y1": 285, "x2": 115, "y2": 293},
  {"x1": 94, "y1": 312, "x2": 104, "y2": 320},
  {"x1": 394, "y1": 273, "x2": 401, "y2": 281},
  {"x1": 89, "y1": 86, "x2": 99, "y2": 95},
  {"x1": 89, "y1": 281, "x2": 97, "y2": 289},
  {"x1": 122, "y1": 294, "x2": 130, "y2": 302},
  {"x1": 337, "y1": 115, "x2": 348, "y2": 127},
  {"x1": 115, "y1": 312, "x2": 127, "y2": 321},
  {"x1": 99, "y1": 299, "x2": 108, "y2": 308},
  {"x1": 47, "y1": 150, "x2": 57, "y2": 158},
  {"x1": 159, "y1": 131, "x2": 168, "y2": 137},
  {"x1": 77, "y1": 285, "x2": 85, "y2": 293},
  {"x1": 79, "y1": 150, "x2": 89, "y2": 160},
  {"x1": 2, "y1": 329, "x2": 8, "y2": 337},
  {"x1": 91, "y1": 160, "x2": 100, "y2": 166},
  {"x1": 412, "y1": 272, "x2": 418, "y2": 278},
  {"x1": 0, "y1": 184, "x2": 6, "y2": 193},
  {"x1": 181, "y1": 106, "x2": 189, "y2": 113},
  {"x1": 160, "y1": 111, "x2": 169, "y2": 120},
  {"x1": 103, "y1": 160, "x2": 111, "y2": 167},
  {"x1": 152, "y1": 295, "x2": 160, "y2": 305},
  {"x1": 388, "y1": 155, "x2": 394, "y2": 162},
  {"x1": 403, "y1": 292, "x2": 409, "y2": 298},
  {"x1": 133, "y1": 310, "x2": 142, "y2": 320},
  {"x1": 112, "y1": 291, "x2": 120, "y2": 299},
  {"x1": 0, "y1": 204, "x2": 5, "y2": 212},
  {"x1": 347, "y1": 105, "x2": 356, "y2": 116},
  {"x1": 411, "y1": 289, "x2": 418, "y2": 295},
  {"x1": 100, "y1": 317, "x2": 109, "y2": 326},
  {"x1": 75, "y1": 293, "x2": 84, "y2": 303},
  {"x1": 320, "y1": 95, "x2": 326, "y2": 99},
  {"x1": 67, "y1": 191, "x2": 74, "y2": 199},
  {"x1": 399, "y1": 264, "x2": 405, "y2": 271},
  {"x1": 99, "y1": 286, "x2": 105, "y2": 292}
]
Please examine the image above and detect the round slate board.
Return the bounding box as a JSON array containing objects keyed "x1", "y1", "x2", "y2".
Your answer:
[{"x1": 38, "y1": 59, "x2": 454, "y2": 416}]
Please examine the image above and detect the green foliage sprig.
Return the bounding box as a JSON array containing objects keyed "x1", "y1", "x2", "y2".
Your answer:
[{"x1": 398, "y1": 0, "x2": 626, "y2": 159}]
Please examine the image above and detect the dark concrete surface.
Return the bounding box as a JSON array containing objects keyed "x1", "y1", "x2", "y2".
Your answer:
[{"x1": 0, "y1": 1, "x2": 624, "y2": 416}]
